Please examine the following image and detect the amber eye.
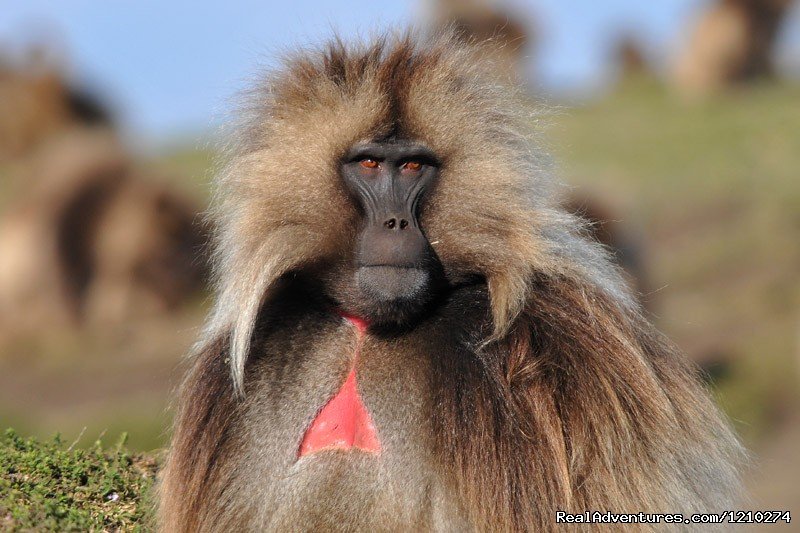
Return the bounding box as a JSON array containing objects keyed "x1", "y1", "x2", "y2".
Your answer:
[
  {"x1": 402, "y1": 161, "x2": 422, "y2": 172},
  {"x1": 360, "y1": 159, "x2": 379, "y2": 169}
]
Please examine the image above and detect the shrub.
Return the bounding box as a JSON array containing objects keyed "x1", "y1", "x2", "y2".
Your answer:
[{"x1": 0, "y1": 429, "x2": 159, "y2": 531}]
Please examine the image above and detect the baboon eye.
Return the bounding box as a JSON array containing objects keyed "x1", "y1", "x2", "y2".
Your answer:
[
  {"x1": 360, "y1": 159, "x2": 379, "y2": 169},
  {"x1": 401, "y1": 161, "x2": 422, "y2": 172}
]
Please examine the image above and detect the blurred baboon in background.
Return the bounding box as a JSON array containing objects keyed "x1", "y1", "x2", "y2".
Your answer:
[
  {"x1": 82, "y1": 164, "x2": 207, "y2": 324},
  {"x1": 561, "y1": 194, "x2": 649, "y2": 305},
  {"x1": 673, "y1": 0, "x2": 794, "y2": 96},
  {"x1": 614, "y1": 36, "x2": 650, "y2": 79},
  {"x1": 0, "y1": 48, "x2": 111, "y2": 161},
  {"x1": 160, "y1": 33, "x2": 743, "y2": 532},
  {"x1": 0, "y1": 44, "x2": 208, "y2": 337},
  {"x1": 429, "y1": 0, "x2": 531, "y2": 82},
  {"x1": 0, "y1": 130, "x2": 207, "y2": 334}
]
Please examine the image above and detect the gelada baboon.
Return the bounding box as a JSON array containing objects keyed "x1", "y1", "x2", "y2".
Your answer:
[
  {"x1": 672, "y1": 0, "x2": 793, "y2": 96},
  {"x1": 0, "y1": 130, "x2": 206, "y2": 333},
  {"x1": 159, "y1": 33, "x2": 744, "y2": 531}
]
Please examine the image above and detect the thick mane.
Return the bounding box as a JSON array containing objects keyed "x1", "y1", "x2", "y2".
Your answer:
[
  {"x1": 160, "y1": 31, "x2": 745, "y2": 532},
  {"x1": 433, "y1": 274, "x2": 744, "y2": 531},
  {"x1": 204, "y1": 32, "x2": 633, "y2": 393}
]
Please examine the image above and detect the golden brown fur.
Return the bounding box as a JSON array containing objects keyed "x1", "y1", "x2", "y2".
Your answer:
[{"x1": 159, "y1": 32, "x2": 744, "y2": 532}]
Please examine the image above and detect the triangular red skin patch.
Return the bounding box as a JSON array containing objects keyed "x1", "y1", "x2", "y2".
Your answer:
[{"x1": 298, "y1": 313, "x2": 381, "y2": 457}]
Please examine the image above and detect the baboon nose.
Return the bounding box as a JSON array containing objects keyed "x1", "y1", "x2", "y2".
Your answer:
[{"x1": 383, "y1": 218, "x2": 410, "y2": 230}]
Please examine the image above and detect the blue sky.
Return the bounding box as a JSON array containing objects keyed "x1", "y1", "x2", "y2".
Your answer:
[{"x1": 2, "y1": 1, "x2": 798, "y2": 143}]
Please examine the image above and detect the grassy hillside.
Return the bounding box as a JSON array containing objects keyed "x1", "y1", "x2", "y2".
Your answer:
[{"x1": 550, "y1": 80, "x2": 800, "y2": 442}]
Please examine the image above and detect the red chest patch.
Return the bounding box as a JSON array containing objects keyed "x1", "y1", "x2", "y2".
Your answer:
[{"x1": 298, "y1": 313, "x2": 381, "y2": 457}]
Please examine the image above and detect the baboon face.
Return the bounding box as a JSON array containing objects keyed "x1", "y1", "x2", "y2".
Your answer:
[
  {"x1": 337, "y1": 138, "x2": 444, "y2": 327},
  {"x1": 218, "y1": 37, "x2": 547, "y2": 372}
]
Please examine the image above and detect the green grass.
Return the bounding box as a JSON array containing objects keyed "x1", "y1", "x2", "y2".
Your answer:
[{"x1": 0, "y1": 429, "x2": 159, "y2": 531}]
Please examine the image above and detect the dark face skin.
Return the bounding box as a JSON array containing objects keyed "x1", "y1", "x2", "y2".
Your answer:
[{"x1": 336, "y1": 139, "x2": 445, "y2": 328}]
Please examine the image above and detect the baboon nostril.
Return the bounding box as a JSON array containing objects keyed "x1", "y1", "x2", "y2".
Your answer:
[
  {"x1": 384, "y1": 218, "x2": 396, "y2": 229},
  {"x1": 399, "y1": 219, "x2": 408, "y2": 229}
]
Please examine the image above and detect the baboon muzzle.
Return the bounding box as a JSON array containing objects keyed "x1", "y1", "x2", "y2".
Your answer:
[
  {"x1": 356, "y1": 206, "x2": 434, "y2": 303},
  {"x1": 339, "y1": 139, "x2": 443, "y2": 320},
  {"x1": 357, "y1": 207, "x2": 429, "y2": 268}
]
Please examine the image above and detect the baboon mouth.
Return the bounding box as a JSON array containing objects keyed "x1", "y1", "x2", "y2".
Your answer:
[{"x1": 356, "y1": 265, "x2": 430, "y2": 302}]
